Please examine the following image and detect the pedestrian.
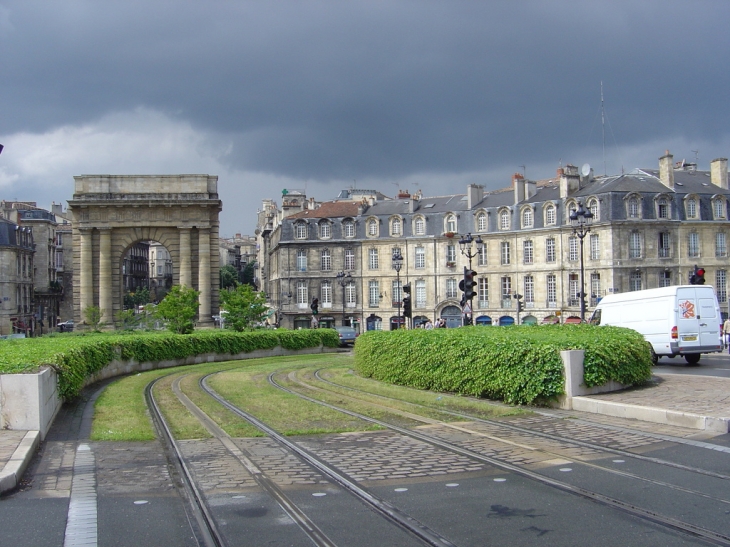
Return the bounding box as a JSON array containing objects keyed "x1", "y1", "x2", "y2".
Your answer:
[
  {"x1": 424, "y1": 320, "x2": 434, "y2": 330},
  {"x1": 724, "y1": 317, "x2": 730, "y2": 351}
]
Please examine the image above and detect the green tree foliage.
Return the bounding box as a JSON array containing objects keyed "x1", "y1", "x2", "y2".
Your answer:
[
  {"x1": 154, "y1": 285, "x2": 200, "y2": 334},
  {"x1": 220, "y1": 284, "x2": 269, "y2": 331},
  {"x1": 124, "y1": 287, "x2": 151, "y2": 310},
  {"x1": 240, "y1": 261, "x2": 257, "y2": 288},
  {"x1": 220, "y1": 264, "x2": 239, "y2": 290},
  {"x1": 83, "y1": 305, "x2": 106, "y2": 332}
]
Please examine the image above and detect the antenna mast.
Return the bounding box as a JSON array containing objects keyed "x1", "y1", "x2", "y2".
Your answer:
[{"x1": 601, "y1": 81, "x2": 606, "y2": 176}]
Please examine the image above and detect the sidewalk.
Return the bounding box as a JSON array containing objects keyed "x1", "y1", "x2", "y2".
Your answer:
[{"x1": 2, "y1": 372, "x2": 729, "y2": 496}]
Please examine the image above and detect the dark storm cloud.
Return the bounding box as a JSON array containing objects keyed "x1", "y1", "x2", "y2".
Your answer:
[{"x1": 1, "y1": 1, "x2": 729, "y2": 189}]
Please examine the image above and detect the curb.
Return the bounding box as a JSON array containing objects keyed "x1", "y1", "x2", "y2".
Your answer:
[
  {"x1": 571, "y1": 397, "x2": 730, "y2": 433},
  {"x1": 0, "y1": 431, "x2": 39, "y2": 495}
]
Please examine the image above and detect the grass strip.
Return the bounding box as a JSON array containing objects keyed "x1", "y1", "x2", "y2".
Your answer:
[
  {"x1": 207, "y1": 355, "x2": 381, "y2": 436},
  {"x1": 317, "y1": 365, "x2": 530, "y2": 420}
]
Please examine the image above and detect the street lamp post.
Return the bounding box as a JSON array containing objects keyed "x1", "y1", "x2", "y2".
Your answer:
[
  {"x1": 569, "y1": 201, "x2": 594, "y2": 322},
  {"x1": 458, "y1": 233, "x2": 482, "y2": 326},
  {"x1": 392, "y1": 248, "x2": 403, "y2": 329},
  {"x1": 336, "y1": 271, "x2": 352, "y2": 326},
  {"x1": 458, "y1": 233, "x2": 482, "y2": 270}
]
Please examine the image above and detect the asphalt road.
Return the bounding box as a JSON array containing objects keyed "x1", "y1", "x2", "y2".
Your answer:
[{"x1": 655, "y1": 351, "x2": 730, "y2": 377}]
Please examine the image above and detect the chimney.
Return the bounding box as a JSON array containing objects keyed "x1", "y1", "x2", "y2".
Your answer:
[
  {"x1": 467, "y1": 184, "x2": 484, "y2": 209},
  {"x1": 525, "y1": 179, "x2": 536, "y2": 200},
  {"x1": 397, "y1": 189, "x2": 411, "y2": 199},
  {"x1": 559, "y1": 165, "x2": 580, "y2": 198},
  {"x1": 512, "y1": 174, "x2": 525, "y2": 204},
  {"x1": 659, "y1": 151, "x2": 675, "y2": 189},
  {"x1": 711, "y1": 157, "x2": 728, "y2": 189}
]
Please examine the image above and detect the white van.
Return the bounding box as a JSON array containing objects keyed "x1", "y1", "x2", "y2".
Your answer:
[{"x1": 589, "y1": 285, "x2": 723, "y2": 365}]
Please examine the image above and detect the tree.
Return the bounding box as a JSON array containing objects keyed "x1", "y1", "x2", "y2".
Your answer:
[
  {"x1": 219, "y1": 284, "x2": 269, "y2": 331},
  {"x1": 220, "y1": 264, "x2": 239, "y2": 290},
  {"x1": 83, "y1": 305, "x2": 106, "y2": 332},
  {"x1": 154, "y1": 285, "x2": 200, "y2": 334},
  {"x1": 241, "y1": 261, "x2": 257, "y2": 288}
]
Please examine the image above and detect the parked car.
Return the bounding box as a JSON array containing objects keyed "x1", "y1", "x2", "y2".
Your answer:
[
  {"x1": 334, "y1": 326, "x2": 357, "y2": 347},
  {"x1": 58, "y1": 320, "x2": 74, "y2": 332}
]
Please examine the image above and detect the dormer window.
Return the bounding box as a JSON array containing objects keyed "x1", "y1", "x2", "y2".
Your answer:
[
  {"x1": 476, "y1": 212, "x2": 487, "y2": 232},
  {"x1": 319, "y1": 221, "x2": 331, "y2": 239},
  {"x1": 714, "y1": 199, "x2": 726, "y2": 220},
  {"x1": 521, "y1": 208, "x2": 533, "y2": 228},
  {"x1": 295, "y1": 221, "x2": 307, "y2": 239},
  {"x1": 686, "y1": 197, "x2": 697, "y2": 219},
  {"x1": 545, "y1": 204, "x2": 556, "y2": 226},
  {"x1": 391, "y1": 216, "x2": 402, "y2": 236},
  {"x1": 343, "y1": 219, "x2": 355, "y2": 238},
  {"x1": 657, "y1": 198, "x2": 670, "y2": 219},
  {"x1": 499, "y1": 209, "x2": 510, "y2": 230},
  {"x1": 445, "y1": 214, "x2": 457, "y2": 233},
  {"x1": 367, "y1": 218, "x2": 379, "y2": 237},
  {"x1": 414, "y1": 216, "x2": 425, "y2": 235}
]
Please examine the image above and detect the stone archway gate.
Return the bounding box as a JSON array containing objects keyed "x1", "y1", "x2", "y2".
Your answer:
[{"x1": 68, "y1": 175, "x2": 221, "y2": 327}]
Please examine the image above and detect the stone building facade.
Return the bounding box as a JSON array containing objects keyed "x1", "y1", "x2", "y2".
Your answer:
[
  {"x1": 258, "y1": 152, "x2": 730, "y2": 330},
  {"x1": 0, "y1": 218, "x2": 35, "y2": 335},
  {"x1": 68, "y1": 175, "x2": 222, "y2": 327}
]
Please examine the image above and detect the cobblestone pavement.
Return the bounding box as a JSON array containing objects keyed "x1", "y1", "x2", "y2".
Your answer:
[
  {"x1": 0, "y1": 431, "x2": 26, "y2": 464},
  {"x1": 584, "y1": 373, "x2": 730, "y2": 417}
]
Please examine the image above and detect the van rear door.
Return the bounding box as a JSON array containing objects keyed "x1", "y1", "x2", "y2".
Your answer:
[
  {"x1": 676, "y1": 287, "x2": 722, "y2": 352},
  {"x1": 676, "y1": 287, "x2": 701, "y2": 350},
  {"x1": 696, "y1": 289, "x2": 721, "y2": 350}
]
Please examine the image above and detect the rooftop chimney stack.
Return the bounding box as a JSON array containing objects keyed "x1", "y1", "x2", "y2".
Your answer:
[
  {"x1": 659, "y1": 151, "x2": 675, "y2": 189},
  {"x1": 711, "y1": 157, "x2": 729, "y2": 189},
  {"x1": 559, "y1": 165, "x2": 580, "y2": 198},
  {"x1": 512, "y1": 173, "x2": 525, "y2": 204},
  {"x1": 467, "y1": 184, "x2": 484, "y2": 209}
]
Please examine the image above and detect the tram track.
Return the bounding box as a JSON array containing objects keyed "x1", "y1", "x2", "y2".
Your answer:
[
  {"x1": 263, "y1": 366, "x2": 730, "y2": 547},
  {"x1": 143, "y1": 359, "x2": 730, "y2": 547}
]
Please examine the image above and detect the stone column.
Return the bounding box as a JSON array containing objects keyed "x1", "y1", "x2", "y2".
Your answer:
[
  {"x1": 198, "y1": 228, "x2": 212, "y2": 324},
  {"x1": 79, "y1": 228, "x2": 93, "y2": 317},
  {"x1": 98, "y1": 228, "x2": 112, "y2": 325},
  {"x1": 179, "y1": 228, "x2": 191, "y2": 287}
]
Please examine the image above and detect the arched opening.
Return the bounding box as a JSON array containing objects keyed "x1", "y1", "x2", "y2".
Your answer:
[
  {"x1": 412, "y1": 315, "x2": 429, "y2": 328},
  {"x1": 366, "y1": 314, "x2": 382, "y2": 331},
  {"x1": 120, "y1": 240, "x2": 175, "y2": 311},
  {"x1": 390, "y1": 316, "x2": 405, "y2": 330},
  {"x1": 521, "y1": 315, "x2": 538, "y2": 325},
  {"x1": 440, "y1": 305, "x2": 462, "y2": 328},
  {"x1": 498, "y1": 316, "x2": 515, "y2": 326},
  {"x1": 475, "y1": 315, "x2": 492, "y2": 326}
]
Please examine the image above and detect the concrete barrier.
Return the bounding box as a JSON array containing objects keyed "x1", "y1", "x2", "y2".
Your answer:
[
  {"x1": 554, "y1": 349, "x2": 631, "y2": 410},
  {"x1": 0, "y1": 344, "x2": 336, "y2": 439}
]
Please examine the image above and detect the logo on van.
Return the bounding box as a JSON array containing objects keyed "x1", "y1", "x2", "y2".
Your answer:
[{"x1": 679, "y1": 300, "x2": 696, "y2": 319}]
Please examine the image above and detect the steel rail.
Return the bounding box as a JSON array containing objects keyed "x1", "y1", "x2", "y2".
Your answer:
[
  {"x1": 269, "y1": 370, "x2": 730, "y2": 547},
  {"x1": 313, "y1": 368, "x2": 730, "y2": 481},
  {"x1": 199, "y1": 374, "x2": 458, "y2": 547},
  {"x1": 169, "y1": 375, "x2": 338, "y2": 547},
  {"x1": 144, "y1": 377, "x2": 227, "y2": 547}
]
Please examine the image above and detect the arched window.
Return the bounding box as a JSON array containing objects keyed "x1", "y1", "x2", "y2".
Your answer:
[
  {"x1": 391, "y1": 217, "x2": 402, "y2": 236},
  {"x1": 686, "y1": 197, "x2": 697, "y2": 219},
  {"x1": 414, "y1": 216, "x2": 425, "y2": 235},
  {"x1": 343, "y1": 219, "x2": 355, "y2": 238},
  {"x1": 476, "y1": 212, "x2": 487, "y2": 232},
  {"x1": 521, "y1": 208, "x2": 533, "y2": 228},
  {"x1": 499, "y1": 209, "x2": 510, "y2": 230},
  {"x1": 545, "y1": 204, "x2": 556, "y2": 226},
  {"x1": 368, "y1": 218, "x2": 379, "y2": 237},
  {"x1": 319, "y1": 221, "x2": 331, "y2": 239},
  {"x1": 714, "y1": 199, "x2": 726, "y2": 220},
  {"x1": 657, "y1": 198, "x2": 670, "y2": 219},
  {"x1": 445, "y1": 214, "x2": 457, "y2": 233},
  {"x1": 587, "y1": 198, "x2": 599, "y2": 221},
  {"x1": 295, "y1": 221, "x2": 307, "y2": 239},
  {"x1": 628, "y1": 197, "x2": 640, "y2": 218}
]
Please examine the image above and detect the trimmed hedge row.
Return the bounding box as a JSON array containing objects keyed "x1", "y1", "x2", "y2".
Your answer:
[
  {"x1": 0, "y1": 329, "x2": 340, "y2": 400},
  {"x1": 353, "y1": 325, "x2": 652, "y2": 405}
]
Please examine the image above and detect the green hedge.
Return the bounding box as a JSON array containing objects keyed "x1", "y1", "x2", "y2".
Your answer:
[
  {"x1": 0, "y1": 329, "x2": 340, "y2": 400},
  {"x1": 353, "y1": 325, "x2": 652, "y2": 405}
]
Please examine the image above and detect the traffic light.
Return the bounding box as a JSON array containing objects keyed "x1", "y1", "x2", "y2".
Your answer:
[
  {"x1": 310, "y1": 298, "x2": 319, "y2": 315},
  {"x1": 513, "y1": 293, "x2": 524, "y2": 314},
  {"x1": 403, "y1": 283, "x2": 411, "y2": 295},
  {"x1": 403, "y1": 295, "x2": 412, "y2": 318},
  {"x1": 459, "y1": 268, "x2": 477, "y2": 303},
  {"x1": 690, "y1": 266, "x2": 706, "y2": 285}
]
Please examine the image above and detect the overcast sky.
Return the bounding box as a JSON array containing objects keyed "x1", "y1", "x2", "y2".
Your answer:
[{"x1": 1, "y1": 1, "x2": 729, "y2": 236}]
